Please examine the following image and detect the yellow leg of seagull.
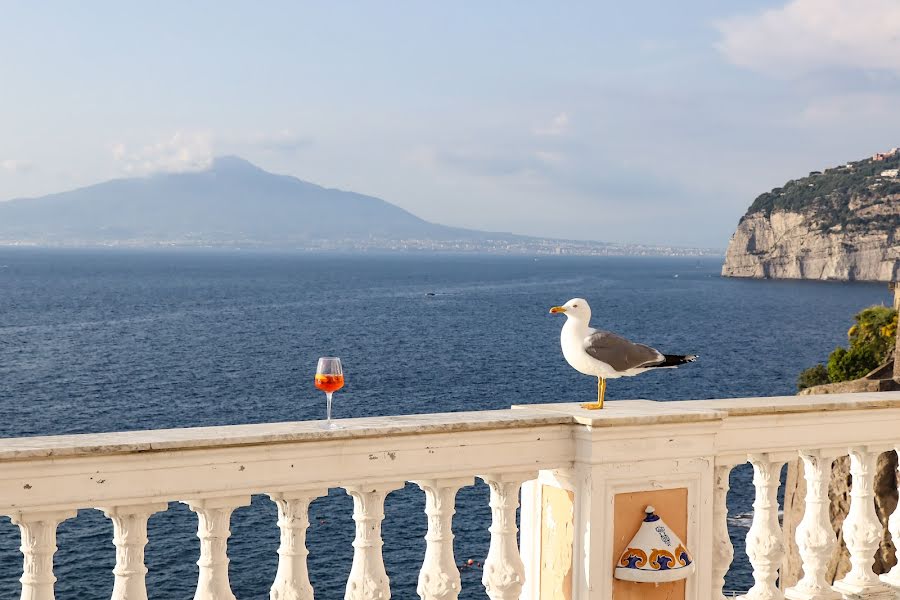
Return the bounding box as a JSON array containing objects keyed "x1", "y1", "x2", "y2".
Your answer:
[{"x1": 581, "y1": 377, "x2": 606, "y2": 410}]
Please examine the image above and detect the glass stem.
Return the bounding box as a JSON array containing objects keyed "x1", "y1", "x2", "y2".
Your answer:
[{"x1": 326, "y1": 392, "x2": 333, "y2": 424}]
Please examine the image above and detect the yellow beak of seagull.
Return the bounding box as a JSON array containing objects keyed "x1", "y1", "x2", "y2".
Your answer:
[{"x1": 549, "y1": 306, "x2": 567, "y2": 314}]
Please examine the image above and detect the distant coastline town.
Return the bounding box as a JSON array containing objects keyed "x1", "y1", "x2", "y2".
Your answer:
[
  {"x1": 322, "y1": 236, "x2": 722, "y2": 256},
  {"x1": 0, "y1": 236, "x2": 722, "y2": 257}
]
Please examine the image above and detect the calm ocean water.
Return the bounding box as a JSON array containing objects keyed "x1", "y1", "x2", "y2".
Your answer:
[{"x1": 0, "y1": 248, "x2": 891, "y2": 598}]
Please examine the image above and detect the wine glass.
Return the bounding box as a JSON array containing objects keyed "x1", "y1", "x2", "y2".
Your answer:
[{"x1": 315, "y1": 357, "x2": 344, "y2": 429}]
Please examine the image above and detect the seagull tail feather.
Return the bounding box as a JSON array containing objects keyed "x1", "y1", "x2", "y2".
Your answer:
[{"x1": 660, "y1": 354, "x2": 698, "y2": 367}]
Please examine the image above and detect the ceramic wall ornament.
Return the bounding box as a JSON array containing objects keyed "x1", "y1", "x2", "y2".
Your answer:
[{"x1": 614, "y1": 505, "x2": 695, "y2": 583}]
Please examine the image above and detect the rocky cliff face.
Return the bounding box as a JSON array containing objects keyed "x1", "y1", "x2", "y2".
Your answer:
[
  {"x1": 722, "y1": 151, "x2": 900, "y2": 281},
  {"x1": 722, "y1": 208, "x2": 900, "y2": 281}
]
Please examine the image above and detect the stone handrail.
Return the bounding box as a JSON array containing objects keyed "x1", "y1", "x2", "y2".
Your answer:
[{"x1": 2, "y1": 393, "x2": 900, "y2": 599}]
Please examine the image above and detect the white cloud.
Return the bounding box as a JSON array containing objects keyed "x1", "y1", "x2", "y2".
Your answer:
[
  {"x1": 111, "y1": 128, "x2": 313, "y2": 176},
  {"x1": 112, "y1": 131, "x2": 214, "y2": 175},
  {"x1": 716, "y1": 0, "x2": 900, "y2": 77},
  {"x1": 0, "y1": 159, "x2": 33, "y2": 173},
  {"x1": 534, "y1": 112, "x2": 570, "y2": 136},
  {"x1": 801, "y1": 92, "x2": 900, "y2": 124},
  {"x1": 244, "y1": 129, "x2": 310, "y2": 153}
]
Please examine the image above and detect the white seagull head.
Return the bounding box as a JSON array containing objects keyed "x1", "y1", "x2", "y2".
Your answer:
[{"x1": 549, "y1": 298, "x2": 591, "y2": 321}]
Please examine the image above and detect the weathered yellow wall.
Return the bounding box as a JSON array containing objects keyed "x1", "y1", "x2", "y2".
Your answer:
[
  {"x1": 539, "y1": 485, "x2": 574, "y2": 600},
  {"x1": 612, "y1": 488, "x2": 688, "y2": 600}
]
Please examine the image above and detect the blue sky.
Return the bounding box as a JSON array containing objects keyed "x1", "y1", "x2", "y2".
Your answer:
[{"x1": 2, "y1": 1, "x2": 900, "y2": 247}]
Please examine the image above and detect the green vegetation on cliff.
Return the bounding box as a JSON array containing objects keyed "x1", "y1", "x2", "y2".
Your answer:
[
  {"x1": 797, "y1": 305, "x2": 897, "y2": 390},
  {"x1": 746, "y1": 151, "x2": 900, "y2": 231}
]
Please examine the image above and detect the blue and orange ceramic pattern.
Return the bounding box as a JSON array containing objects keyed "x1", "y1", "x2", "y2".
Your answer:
[{"x1": 614, "y1": 506, "x2": 695, "y2": 583}]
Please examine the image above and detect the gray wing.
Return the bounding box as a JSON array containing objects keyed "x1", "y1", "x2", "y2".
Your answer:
[{"x1": 583, "y1": 330, "x2": 665, "y2": 372}]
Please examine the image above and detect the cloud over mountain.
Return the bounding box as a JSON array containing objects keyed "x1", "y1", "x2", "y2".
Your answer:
[{"x1": 112, "y1": 131, "x2": 214, "y2": 176}]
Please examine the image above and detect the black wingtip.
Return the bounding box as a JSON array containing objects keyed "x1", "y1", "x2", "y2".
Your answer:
[{"x1": 662, "y1": 354, "x2": 698, "y2": 366}]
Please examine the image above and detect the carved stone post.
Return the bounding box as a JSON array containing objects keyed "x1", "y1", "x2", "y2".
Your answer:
[
  {"x1": 478, "y1": 471, "x2": 536, "y2": 600},
  {"x1": 10, "y1": 509, "x2": 76, "y2": 600},
  {"x1": 880, "y1": 446, "x2": 900, "y2": 589},
  {"x1": 411, "y1": 478, "x2": 472, "y2": 600},
  {"x1": 99, "y1": 503, "x2": 167, "y2": 600},
  {"x1": 269, "y1": 489, "x2": 326, "y2": 600},
  {"x1": 713, "y1": 464, "x2": 736, "y2": 600},
  {"x1": 740, "y1": 454, "x2": 785, "y2": 600},
  {"x1": 184, "y1": 496, "x2": 251, "y2": 600},
  {"x1": 343, "y1": 482, "x2": 403, "y2": 600},
  {"x1": 784, "y1": 451, "x2": 840, "y2": 600},
  {"x1": 833, "y1": 447, "x2": 894, "y2": 599}
]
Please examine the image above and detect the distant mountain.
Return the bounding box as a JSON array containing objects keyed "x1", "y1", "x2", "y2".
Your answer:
[
  {"x1": 0, "y1": 156, "x2": 485, "y2": 245},
  {"x1": 0, "y1": 156, "x2": 719, "y2": 256}
]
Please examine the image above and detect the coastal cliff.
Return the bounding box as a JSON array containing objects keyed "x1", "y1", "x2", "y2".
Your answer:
[{"x1": 722, "y1": 149, "x2": 900, "y2": 281}]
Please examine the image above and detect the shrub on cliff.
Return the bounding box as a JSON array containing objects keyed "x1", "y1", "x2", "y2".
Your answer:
[
  {"x1": 797, "y1": 305, "x2": 897, "y2": 390},
  {"x1": 827, "y1": 345, "x2": 881, "y2": 382},
  {"x1": 797, "y1": 364, "x2": 829, "y2": 390}
]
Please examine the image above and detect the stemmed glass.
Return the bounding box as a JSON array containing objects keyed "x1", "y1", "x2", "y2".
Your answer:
[{"x1": 315, "y1": 357, "x2": 344, "y2": 429}]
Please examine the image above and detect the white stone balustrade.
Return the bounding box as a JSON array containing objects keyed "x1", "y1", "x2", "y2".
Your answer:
[
  {"x1": 411, "y1": 477, "x2": 472, "y2": 600},
  {"x1": 99, "y1": 502, "x2": 167, "y2": 600},
  {"x1": 3, "y1": 394, "x2": 900, "y2": 599},
  {"x1": 268, "y1": 489, "x2": 326, "y2": 600},
  {"x1": 742, "y1": 454, "x2": 786, "y2": 600},
  {"x1": 784, "y1": 451, "x2": 840, "y2": 600},
  {"x1": 343, "y1": 482, "x2": 403, "y2": 600},
  {"x1": 480, "y1": 471, "x2": 536, "y2": 600},
  {"x1": 712, "y1": 462, "x2": 738, "y2": 600},
  {"x1": 880, "y1": 443, "x2": 900, "y2": 591},
  {"x1": 185, "y1": 495, "x2": 251, "y2": 600},
  {"x1": 10, "y1": 509, "x2": 76, "y2": 600},
  {"x1": 832, "y1": 447, "x2": 895, "y2": 599}
]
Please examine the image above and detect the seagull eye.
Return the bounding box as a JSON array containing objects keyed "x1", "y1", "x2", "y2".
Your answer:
[{"x1": 573, "y1": 304, "x2": 578, "y2": 308}]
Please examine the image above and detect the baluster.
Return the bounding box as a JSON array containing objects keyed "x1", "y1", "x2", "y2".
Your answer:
[
  {"x1": 411, "y1": 477, "x2": 472, "y2": 600},
  {"x1": 478, "y1": 471, "x2": 536, "y2": 600},
  {"x1": 268, "y1": 489, "x2": 326, "y2": 600},
  {"x1": 784, "y1": 451, "x2": 840, "y2": 600},
  {"x1": 184, "y1": 496, "x2": 251, "y2": 600},
  {"x1": 880, "y1": 446, "x2": 900, "y2": 590},
  {"x1": 10, "y1": 509, "x2": 76, "y2": 600},
  {"x1": 833, "y1": 447, "x2": 894, "y2": 599},
  {"x1": 713, "y1": 463, "x2": 736, "y2": 600},
  {"x1": 740, "y1": 454, "x2": 785, "y2": 600},
  {"x1": 99, "y1": 502, "x2": 167, "y2": 600},
  {"x1": 343, "y1": 482, "x2": 403, "y2": 600}
]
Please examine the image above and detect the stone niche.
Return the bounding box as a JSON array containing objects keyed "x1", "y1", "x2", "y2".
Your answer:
[{"x1": 612, "y1": 488, "x2": 689, "y2": 600}]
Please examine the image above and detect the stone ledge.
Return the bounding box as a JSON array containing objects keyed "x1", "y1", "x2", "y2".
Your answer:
[
  {"x1": 513, "y1": 399, "x2": 726, "y2": 427},
  {"x1": 678, "y1": 392, "x2": 900, "y2": 416},
  {"x1": 0, "y1": 409, "x2": 573, "y2": 461},
  {"x1": 5, "y1": 392, "x2": 900, "y2": 461}
]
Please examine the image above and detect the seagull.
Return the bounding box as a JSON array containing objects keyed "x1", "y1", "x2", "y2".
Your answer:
[{"x1": 549, "y1": 298, "x2": 697, "y2": 410}]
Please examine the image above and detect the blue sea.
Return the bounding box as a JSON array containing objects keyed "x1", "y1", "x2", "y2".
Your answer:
[{"x1": 0, "y1": 249, "x2": 891, "y2": 598}]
